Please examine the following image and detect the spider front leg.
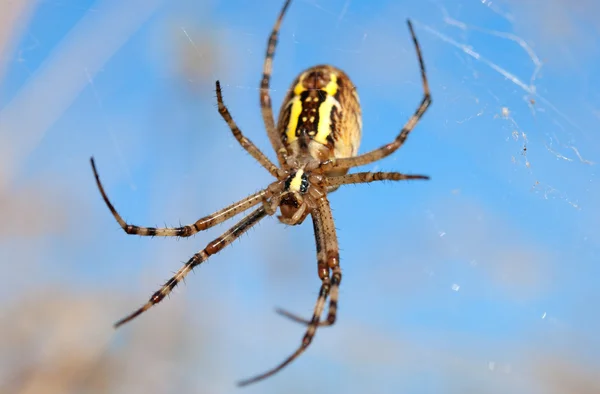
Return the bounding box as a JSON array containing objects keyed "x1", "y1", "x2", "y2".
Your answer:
[
  {"x1": 238, "y1": 276, "x2": 330, "y2": 386},
  {"x1": 275, "y1": 207, "x2": 326, "y2": 322},
  {"x1": 239, "y1": 197, "x2": 340, "y2": 386},
  {"x1": 115, "y1": 207, "x2": 268, "y2": 327},
  {"x1": 275, "y1": 264, "x2": 341, "y2": 327},
  {"x1": 259, "y1": 0, "x2": 292, "y2": 164},
  {"x1": 276, "y1": 195, "x2": 343, "y2": 327},
  {"x1": 91, "y1": 158, "x2": 267, "y2": 238},
  {"x1": 320, "y1": 19, "x2": 431, "y2": 172},
  {"x1": 215, "y1": 81, "x2": 282, "y2": 178}
]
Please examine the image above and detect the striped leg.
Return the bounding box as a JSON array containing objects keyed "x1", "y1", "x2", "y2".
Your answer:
[
  {"x1": 238, "y1": 278, "x2": 331, "y2": 386},
  {"x1": 315, "y1": 197, "x2": 341, "y2": 326},
  {"x1": 238, "y1": 197, "x2": 339, "y2": 386},
  {"x1": 320, "y1": 20, "x2": 431, "y2": 172},
  {"x1": 91, "y1": 158, "x2": 267, "y2": 237},
  {"x1": 115, "y1": 207, "x2": 267, "y2": 327},
  {"x1": 260, "y1": 0, "x2": 292, "y2": 164},
  {"x1": 215, "y1": 81, "x2": 281, "y2": 178},
  {"x1": 328, "y1": 171, "x2": 429, "y2": 188},
  {"x1": 276, "y1": 269, "x2": 340, "y2": 327},
  {"x1": 276, "y1": 172, "x2": 427, "y2": 328},
  {"x1": 275, "y1": 197, "x2": 333, "y2": 326}
]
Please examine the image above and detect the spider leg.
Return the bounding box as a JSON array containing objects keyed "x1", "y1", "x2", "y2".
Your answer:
[
  {"x1": 215, "y1": 81, "x2": 282, "y2": 178},
  {"x1": 274, "y1": 308, "x2": 312, "y2": 324},
  {"x1": 260, "y1": 0, "x2": 292, "y2": 164},
  {"x1": 91, "y1": 158, "x2": 268, "y2": 237},
  {"x1": 275, "y1": 203, "x2": 332, "y2": 326},
  {"x1": 328, "y1": 171, "x2": 429, "y2": 188},
  {"x1": 297, "y1": 173, "x2": 429, "y2": 326},
  {"x1": 277, "y1": 178, "x2": 429, "y2": 327},
  {"x1": 318, "y1": 197, "x2": 342, "y2": 327},
  {"x1": 238, "y1": 196, "x2": 339, "y2": 386},
  {"x1": 297, "y1": 173, "x2": 429, "y2": 327},
  {"x1": 320, "y1": 19, "x2": 431, "y2": 172},
  {"x1": 114, "y1": 207, "x2": 268, "y2": 327},
  {"x1": 238, "y1": 278, "x2": 330, "y2": 386}
]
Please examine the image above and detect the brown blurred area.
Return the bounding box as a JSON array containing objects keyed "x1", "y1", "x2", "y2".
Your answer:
[
  {"x1": 0, "y1": 1, "x2": 33, "y2": 84},
  {"x1": 1, "y1": 292, "x2": 191, "y2": 394}
]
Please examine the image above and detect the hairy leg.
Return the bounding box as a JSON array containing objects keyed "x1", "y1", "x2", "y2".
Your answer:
[{"x1": 114, "y1": 207, "x2": 268, "y2": 327}]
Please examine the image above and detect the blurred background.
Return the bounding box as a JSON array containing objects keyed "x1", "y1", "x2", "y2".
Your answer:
[{"x1": 1, "y1": 0, "x2": 599, "y2": 393}]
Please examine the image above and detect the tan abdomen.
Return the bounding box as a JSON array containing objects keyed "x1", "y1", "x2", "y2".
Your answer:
[{"x1": 277, "y1": 65, "x2": 362, "y2": 172}]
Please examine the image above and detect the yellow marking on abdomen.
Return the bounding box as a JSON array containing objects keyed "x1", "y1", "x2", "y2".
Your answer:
[
  {"x1": 285, "y1": 72, "x2": 339, "y2": 145},
  {"x1": 285, "y1": 73, "x2": 308, "y2": 143},
  {"x1": 315, "y1": 95, "x2": 340, "y2": 145},
  {"x1": 323, "y1": 73, "x2": 338, "y2": 96},
  {"x1": 314, "y1": 73, "x2": 339, "y2": 145},
  {"x1": 293, "y1": 72, "x2": 307, "y2": 95},
  {"x1": 285, "y1": 96, "x2": 303, "y2": 143}
]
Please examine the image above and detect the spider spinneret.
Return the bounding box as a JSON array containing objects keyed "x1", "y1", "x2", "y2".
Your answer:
[{"x1": 91, "y1": 0, "x2": 431, "y2": 386}]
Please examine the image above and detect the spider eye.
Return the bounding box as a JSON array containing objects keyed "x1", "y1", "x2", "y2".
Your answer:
[
  {"x1": 299, "y1": 173, "x2": 309, "y2": 193},
  {"x1": 284, "y1": 169, "x2": 309, "y2": 194}
]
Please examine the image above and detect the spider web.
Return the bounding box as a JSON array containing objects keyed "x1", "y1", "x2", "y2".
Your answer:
[{"x1": 0, "y1": 0, "x2": 599, "y2": 393}]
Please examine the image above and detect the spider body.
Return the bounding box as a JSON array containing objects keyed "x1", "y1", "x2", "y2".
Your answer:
[
  {"x1": 277, "y1": 65, "x2": 361, "y2": 223},
  {"x1": 91, "y1": 0, "x2": 431, "y2": 386},
  {"x1": 279, "y1": 65, "x2": 362, "y2": 176}
]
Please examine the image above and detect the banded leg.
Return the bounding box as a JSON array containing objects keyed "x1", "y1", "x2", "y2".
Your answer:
[
  {"x1": 328, "y1": 171, "x2": 429, "y2": 188},
  {"x1": 115, "y1": 207, "x2": 267, "y2": 327},
  {"x1": 303, "y1": 197, "x2": 341, "y2": 326},
  {"x1": 260, "y1": 0, "x2": 292, "y2": 164},
  {"x1": 314, "y1": 197, "x2": 341, "y2": 327},
  {"x1": 275, "y1": 198, "x2": 333, "y2": 326},
  {"x1": 276, "y1": 268, "x2": 340, "y2": 327},
  {"x1": 239, "y1": 277, "x2": 331, "y2": 386},
  {"x1": 91, "y1": 157, "x2": 268, "y2": 237},
  {"x1": 215, "y1": 81, "x2": 281, "y2": 178},
  {"x1": 321, "y1": 20, "x2": 431, "y2": 172},
  {"x1": 239, "y1": 197, "x2": 340, "y2": 386},
  {"x1": 278, "y1": 172, "x2": 428, "y2": 326}
]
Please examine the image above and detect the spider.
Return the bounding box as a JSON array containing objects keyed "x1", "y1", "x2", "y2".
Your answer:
[{"x1": 91, "y1": 0, "x2": 431, "y2": 386}]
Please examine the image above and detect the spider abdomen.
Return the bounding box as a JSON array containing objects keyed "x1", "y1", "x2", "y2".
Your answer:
[{"x1": 278, "y1": 65, "x2": 362, "y2": 171}]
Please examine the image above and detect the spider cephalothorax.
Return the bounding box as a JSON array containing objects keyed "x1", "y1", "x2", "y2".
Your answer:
[
  {"x1": 91, "y1": 0, "x2": 431, "y2": 386},
  {"x1": 271, "y1": 168, "x2": 324, "y2": 226}
]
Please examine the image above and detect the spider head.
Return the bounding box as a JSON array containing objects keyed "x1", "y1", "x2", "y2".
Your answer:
[{"x1": 278, "y1": 168, "x2": 311, "y2": 224}]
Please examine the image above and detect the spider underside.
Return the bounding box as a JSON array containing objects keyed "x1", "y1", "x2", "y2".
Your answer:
[{"x1": 91, "y1": 0, "x2": 431, "y2": 386}]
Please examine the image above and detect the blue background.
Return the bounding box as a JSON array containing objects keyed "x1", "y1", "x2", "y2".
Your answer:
[{"x1": 1, "y1": 0, "x2": 599, "y2": 393}]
